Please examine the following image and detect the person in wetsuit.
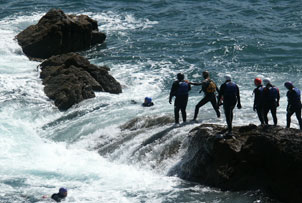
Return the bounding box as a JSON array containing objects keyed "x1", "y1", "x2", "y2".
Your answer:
[
  {"x1": 262, "y1": 78, "x2": 280, "y2": 126},
  {"x1": 142, "y1": 97, "x2": 154, "y2": 107},
  {"x1": 190, "y1": 71, "x2": 220, "y2": 121},
  {"x1": 169, "y1": 73, "x2": 191, "y2": 124},
  {"x1": 284, "y1": 81, "x2": 302, "y2": 129},
  {"x1": 51, "y1": 187, "x2": 68, "y2": 202},
  {"x1": 218, "y1": 74, "x2": 242, "y2": 134},
  {"x1": 253, "y1": 77, "x2": 264, "y2": 125}
]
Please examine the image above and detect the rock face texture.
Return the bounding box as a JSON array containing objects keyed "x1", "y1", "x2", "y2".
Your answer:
[
  {"x1": 40, "y1": 53, "x2": 122, "y2": 111},
  {"x1": 16, "y1": 8, "x2": 106, "y2": 59},
  {"x1": 170, "y1": 124, "x2": 302, "y2": 203}
]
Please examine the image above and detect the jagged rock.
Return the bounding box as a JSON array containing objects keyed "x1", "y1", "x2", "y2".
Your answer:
[
  {"x1": 39, "y1": 52, "x2": 122, "y2": 111},
  {"x1": 16, "y1": 8, "x2": 106, "y2": 60},
  {"x1": 170, "y1": 124, "x2": 302, "y2": 203}
]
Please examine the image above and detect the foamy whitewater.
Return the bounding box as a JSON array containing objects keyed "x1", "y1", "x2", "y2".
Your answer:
[{"x1": 1, "y1": 0, "x2": 301, "y2": 202}]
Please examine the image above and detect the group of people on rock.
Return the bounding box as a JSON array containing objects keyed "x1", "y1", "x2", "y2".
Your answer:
[{"x1": 168, "y1": 71, "x2": 302, "y2": 134}]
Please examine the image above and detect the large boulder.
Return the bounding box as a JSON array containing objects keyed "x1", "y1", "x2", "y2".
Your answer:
[
  {"x1": 170, "y1": 124, "x2": 302, "y2": 203},
  {"x1": 16, "y1": 8, "x2": 106, "y2": 60},
  {"x1": 40, "y1": 53, "x2": 122, "y2": 111}
]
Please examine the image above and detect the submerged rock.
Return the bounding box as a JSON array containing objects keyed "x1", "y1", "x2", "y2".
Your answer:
[
  {"x1": 39, "y1": 52, "x2": 122, "y2": 111},
  {"x1": 16, "y1": 8, "x2": 106, "y2": 60},
  {"x1": 170, "y1": 124, "x2": 302, "y2": 203}
]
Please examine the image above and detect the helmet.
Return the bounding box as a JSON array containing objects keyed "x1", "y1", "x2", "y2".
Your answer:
[
  {"x1": 202, "y1": 71, "x2": 209, "y2": 79},
  {"x1": 224, "y1": 74, "x2": 231, "y2": 81},
  {"x1": 284, "y1": 81, "x2": 293, "y2": 89},
  {"x1": 263, "y1": 78, "x2": 271, "y2": 86},
  {"x1": 177, "y1": 73, "x2": 184, "y2": 81},
  {"x1": 254, "y1": 78, "x2": 262, "y2": 86},
  {"x1": 59, "y1": 187, "x2": 67, "y2": 194},
  {"x1": 145, "y1": 97, "x2": 152, "y2": 103}
]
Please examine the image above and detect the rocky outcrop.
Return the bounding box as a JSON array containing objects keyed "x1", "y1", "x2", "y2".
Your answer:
[
  {"x1": 39, "y1": 53, "x2": 122, "y2": 111},
  {"x1": 170, "y1": 124, "x2": 302, "y2": 203},
  {"x1": 16, "y1": 8, "x2": 106, "y2": 60}
]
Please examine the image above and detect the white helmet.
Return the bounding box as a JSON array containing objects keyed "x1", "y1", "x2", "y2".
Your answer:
[
  {"x1": 224, "y1": 74, "x2": 232, "y2": 81},
  {"x1": 263, "y1": 78, "x2": 271, "y2": 86}
]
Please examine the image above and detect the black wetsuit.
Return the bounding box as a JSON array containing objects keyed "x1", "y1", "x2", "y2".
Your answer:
[
  {"x1": 142, "y1": 102, "x2": 154, "y2": 107},
  {"x1": 286, "y1": 87, "x2": 302, "y2": 129},
  {"x1": 262, "y1": 84, "x2": 280, "y2": 126},
  {"x1": 218, "y1": 81, "x2": 241, "y2": 133},
  {"x1": 51, "y1": 193, "x2": 66, "y2": 202},
  {"x1": 169, "y1": 80, "x2": 191, "y2": 124},
  {"x1": 253, "y1": 85, "x2": 264, "y2": 125},
  {"x1": 192, "y1": 79, "x2": 220, "y2": 120}
]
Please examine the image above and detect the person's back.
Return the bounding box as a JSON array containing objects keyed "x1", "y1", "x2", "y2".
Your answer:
[
  {"x1": 190, "y1": 71, "x2": 220, "y2": 120},
  {"x1": 284, "y1": 82, "x2": 302, "y2": 129},
  {"x1": 253, "y1": 78, "x2": 264, "y2": 125},
  {"x1": 287, "y1": 87, "x2": 301, "y2": 108},
  {"x1": 220, "y1": 81, "x2": 238, "y2": 106},
  {"x1": 253, "y1": 83, "x2": 263, "y2": 108},
  {"x1": 262, "y1": 83, "x2": 279, "y2": 107},
  {"x1": 169, "y1": 73, "x2": 191, "y2": 124},
  {"x1": 262, "y1": 78, "x2": 279, "y2": 125}
]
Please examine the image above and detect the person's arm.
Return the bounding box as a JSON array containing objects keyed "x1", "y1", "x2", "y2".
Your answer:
[
  {"x1": 189, "y1": 82, "x2": 202, "y2": 86},
  {"x1": 169, "y1": 82, "x2": 177, "y2": 104},
  {"x1": 236, "y1": 85, "x2": 242, "y2": 109},
  {"x1": 286, "y1": 91, "x2": 290, "y2": 111},
  {"x1": 253, "y1": 88, "x2": 256, "y2": 111},
  {"x1": 277, "y1": 88, "x2": 280, "y2": 106},
  {"x1": 215, "y1": 82, "x2": 220, "y2": 94},
  {"x1": 218, "y1": 84, "x2": 224, "y2": 105}
]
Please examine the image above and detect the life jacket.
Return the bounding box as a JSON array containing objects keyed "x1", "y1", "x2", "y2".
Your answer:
[
  {"x1": 176, "y1": 81, "x2": 189, "y2": 96},
  {"x1": 224, "y1": 82, "x2": 237, "y2": 96},
  {"x1": 205, "y1": 79, "x2": 216, "y2": 93},
  {"x1": 268, "y1": 86, "x2": 279, "y2": 101},
  {"x1": 223, "y1": 82, "x2": 237, "y2": 103},
  {"x1": 291, "y1": 88, "x2": 301, "y2": 105}
]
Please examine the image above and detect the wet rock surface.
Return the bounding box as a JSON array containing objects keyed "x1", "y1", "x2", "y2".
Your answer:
[
  {"x1": 16, "y1": 8, "x2": 106, "y2": 60},
  {"x1": 39, "y1": 52, "x2": 121, "y2": 111},
  {"x1": 170, "y1": 124, "x2": 302, "y2": 203}
]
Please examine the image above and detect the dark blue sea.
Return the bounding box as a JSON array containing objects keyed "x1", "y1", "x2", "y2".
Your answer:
[{"x1": 1, "y1": 0, "x2": 301, "y2": 202}]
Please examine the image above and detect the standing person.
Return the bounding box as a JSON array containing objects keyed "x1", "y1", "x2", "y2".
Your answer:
[
  {"x1": 51, "y1": 187, "x2": 68, "y2": 202},
  {"x1": 253, "y1": 78, "x2": 264, "y2": 125},
  {"x1": 190, "y1": 71, "x2": 220, "y2": 121},
  {"x1": 169, "y1": 73, "x2": 191, "y2": 124},
  {"x1": 262, "y1": 78, "x2": 280, "y2": 126},
  {"x1": 218, "y1": 74, "x2": 242, "y2": 134},
  {"x1": 284, "y1": 82, "x2": 302, "y2": 129}
]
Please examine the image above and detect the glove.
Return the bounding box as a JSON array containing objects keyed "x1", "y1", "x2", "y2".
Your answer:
[
  {"x1": 237, "y1": 103, "x2": 242, "y2": 109},
  {"x1": 169, "y1": 100, "x2": 172, "y2": 104}
]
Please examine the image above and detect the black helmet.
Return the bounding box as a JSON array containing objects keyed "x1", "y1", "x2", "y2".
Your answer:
[{"x1": 177, "y1": 73, "x2": 184, "y2": 81}]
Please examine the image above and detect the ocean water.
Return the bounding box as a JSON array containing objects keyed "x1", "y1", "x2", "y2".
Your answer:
[{"x1": 0, "y1": 0, "x2": 301, "y2": 202}]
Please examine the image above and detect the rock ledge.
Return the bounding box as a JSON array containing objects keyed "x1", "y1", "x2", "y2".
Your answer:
[{"x1": 170, "y1": 124, "x2": 302, "y2": 203}]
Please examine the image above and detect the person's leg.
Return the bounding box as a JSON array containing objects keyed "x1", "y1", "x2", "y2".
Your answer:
[
  {"x1": 181, "y1": 106, "x2": 186, "y2": 122},
  {"x1": 224, "y1": 105, "x2": 233, "y2": 133},
  {"x1": 256, "y1": 107, "x2": 264, "y2": 125},
  {"x1": 210, "y1": 96, "x2": 220, "y2": 118},
  {"x1": 193, "y1": 97, "x2": 209, "y2": 120},
  {"x1": 295, "y1": 108, "x2": 302, "y2": 130},
  {"x1": 174, "y1": 106, "x2": 180, "y2": 124},
  {"x1": 286, "y1": 110, "x2": 294, "y2": 128},
  {"x1": 271, "y1": 106, "x2": 277, "y2": 126},
  {"x1": 263, "y1": 106, "x2": 270, "y2": 125}
]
